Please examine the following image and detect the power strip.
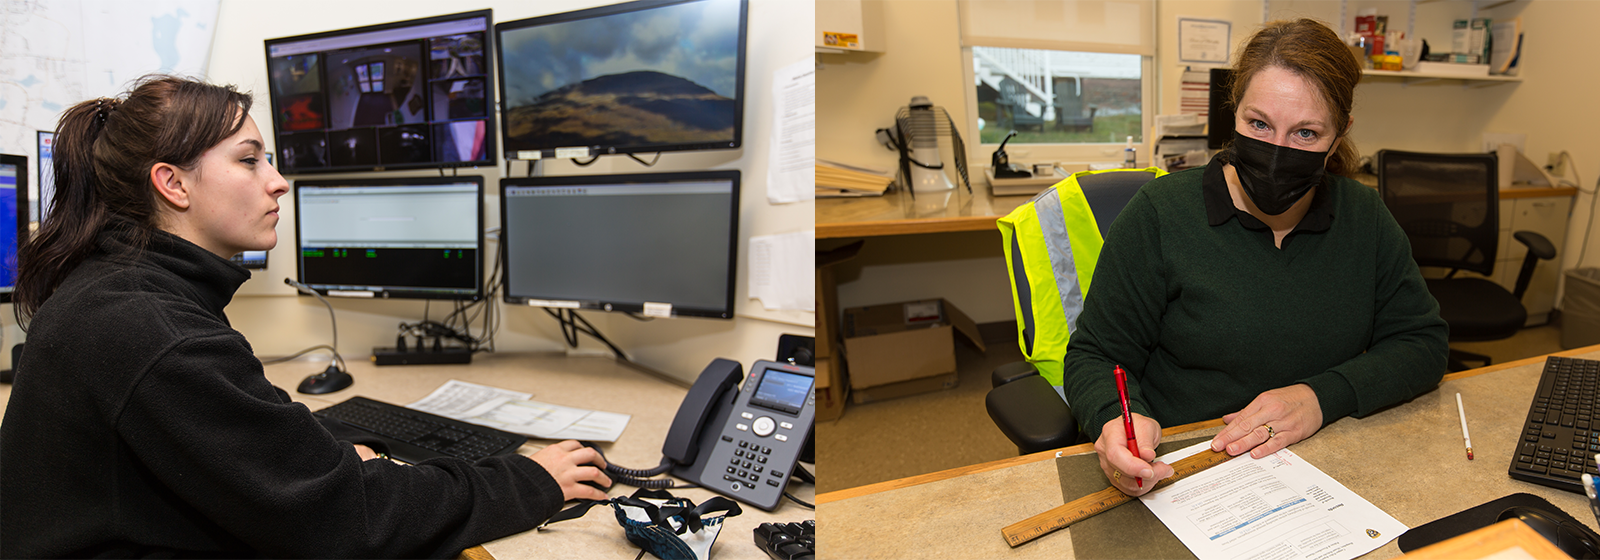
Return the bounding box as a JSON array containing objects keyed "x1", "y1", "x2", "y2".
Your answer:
[{"x1": 371, "y1": 347, "x2": 473, "y2": 366}]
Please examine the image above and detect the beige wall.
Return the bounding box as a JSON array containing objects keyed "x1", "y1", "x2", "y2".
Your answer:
[
  {"x1": 820, "y1": 0, "x2": 1600, "y2": 325},
  {"x1": 151, "y1": 0, "x2": 815, "y2": 384}
]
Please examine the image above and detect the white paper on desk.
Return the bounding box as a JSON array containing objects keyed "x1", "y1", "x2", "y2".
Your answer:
[
  {"x1": 1141, "y1": 442, "x2": 1407, "y2": 560},
  {"x1": 749, "y1": 230, "x2": 815, "y2": 312},
  {"x1": 458, "y1": 399, "x2": 631, "y2": 442},
  {"x1": 406, "y1": 380, "x2": 533, "y2": 417},
  {"x1": 768, "y1": 58, "x2": 815, "y2": 204}
]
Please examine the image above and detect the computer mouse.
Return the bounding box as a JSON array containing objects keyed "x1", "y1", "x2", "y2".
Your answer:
[
  {"x1": 578, "y1": 463, "x2": 612, "y2": 495},
  {"x1": 1498, "y1": 506, "x2": 1600, "y2": 559},
  {"x1": 298, "y1": 365, "x2": 353, "y2": 395}
]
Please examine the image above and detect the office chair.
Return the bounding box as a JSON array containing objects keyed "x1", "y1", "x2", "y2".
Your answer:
[
  {"x1": 987, "y1": 168, "x2": 1163, "y2": 455},
  {"x1": 1375, "y1": 150, "x2": 1557, "y2": 372}
]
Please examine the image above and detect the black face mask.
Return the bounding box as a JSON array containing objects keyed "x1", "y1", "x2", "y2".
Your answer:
[{"x1": 1227, "y1": 131, "x2": 1330, "y2": 215}]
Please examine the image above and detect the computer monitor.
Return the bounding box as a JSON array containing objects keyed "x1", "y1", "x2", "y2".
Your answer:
[
  {"x1": 0, "y1": 154, "x2": 29, "y2": 304},
  {"x1": 495, "y1": 0, "x2": 747, "y2": 161},
  {"x1": 35, "y1": 131, "x2": 53, "y2": 224},
  {"x1": 264, "y1": 10, "x2": 495, "y2": 174},
  {"x1": 500, "y1": 170, "x2": 739, "y2": 319},
  {"x1": 293, "y1": 176, "x2": 484, "y2": 300},
  {"x1": 1207, "y1": 67, "x2": 1235, "y2": 150},
  {"x1": 232, "y1": 251, "x2": 268, "y2": 269}
]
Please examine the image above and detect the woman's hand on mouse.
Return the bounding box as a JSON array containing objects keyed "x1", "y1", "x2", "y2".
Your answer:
[{"x1": 529, "y1": 440, "x2": 612, "y2": 501}]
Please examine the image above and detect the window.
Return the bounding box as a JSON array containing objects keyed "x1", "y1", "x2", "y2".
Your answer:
[
  {"x1": 957, "y1": 0, "x2": 1154, "y2": 161},
  {"x1": 972, "y1": 46, "x2": 1143, "y2": 146}
]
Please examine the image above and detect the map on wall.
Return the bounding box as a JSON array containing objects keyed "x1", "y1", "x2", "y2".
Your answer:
[{"x1": 0, "y1": 0, "x2": 219, "y2": 216}]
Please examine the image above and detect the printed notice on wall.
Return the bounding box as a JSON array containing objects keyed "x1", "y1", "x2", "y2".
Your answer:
[
  {"x1": 768, "y1": 57, "x2": 815, "y2": 204},
  {"x1": 749, "y1": 230, "x2": 814, "y2": 312}
]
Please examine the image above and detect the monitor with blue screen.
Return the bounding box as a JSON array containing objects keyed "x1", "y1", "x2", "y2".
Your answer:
[{"x1": 0, "y1": 154, "x2": 30, "y2": 303}]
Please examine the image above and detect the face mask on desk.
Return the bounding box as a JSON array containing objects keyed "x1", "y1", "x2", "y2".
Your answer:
[
  {"x1": 1228, "y1": 132, "x2": 1330, "y2": 216},
  {"x1": 540, "y1": 489, "x2": 742, "y2": 560}
]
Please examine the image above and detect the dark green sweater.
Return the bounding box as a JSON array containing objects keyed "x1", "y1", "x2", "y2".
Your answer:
[{"x1": 1062, "y1": 160, "x2": 1447, "y2": 440}]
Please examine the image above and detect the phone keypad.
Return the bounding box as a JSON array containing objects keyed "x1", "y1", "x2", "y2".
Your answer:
[{"x1": 723, "y1": 437, "x2": 781, "y2": 490}]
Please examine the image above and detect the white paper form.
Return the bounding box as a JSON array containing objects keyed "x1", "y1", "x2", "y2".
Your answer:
[
  {"x1": 458, "y1": 399, "x2": 631, "y2": 442},
  {"x1": 406, "y1": 380, "x2": 632, "y2": 442},
  {"x1": 407, "y1": 380, "x2": 532, "y2": 417},
  {"x1": 749, "y1": 230, "x2": 815, "y2": 312},
  {"x1": 1141, "y1": 442, "x2": 1408, "y2": 560},
  {"x1": 767, "y1": 57, "x2": 815, "y2": 204}
]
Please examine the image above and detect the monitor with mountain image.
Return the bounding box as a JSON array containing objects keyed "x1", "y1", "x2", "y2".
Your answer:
[{"x1": 494, "y1": 0, "x2": 747, "y2": 161}]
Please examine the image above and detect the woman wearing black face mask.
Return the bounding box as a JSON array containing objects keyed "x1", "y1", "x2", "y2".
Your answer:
[{"x1": 1058, "y1": 18, "x2": 1447, "y2": 497}]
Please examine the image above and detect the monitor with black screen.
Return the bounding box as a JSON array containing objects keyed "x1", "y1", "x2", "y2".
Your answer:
[
  {"x1": 264, "y1": 10, "x2": 495, "y2": 174},
  {"x1": 1207, "y1": 67, "x2": 1235, "y2": 150},
  {"x1": 500, "y1": 170, "x2": 739, "y2": 319},
  {"x1": 0, "y1": 154, "x2": 29, "y2": 303},
  {"x1": 294, "y1": 176, "x2": 483, "y2": 300},
  {"x1": 495, "y1": 0, "x2": 746, "y2": 161}
]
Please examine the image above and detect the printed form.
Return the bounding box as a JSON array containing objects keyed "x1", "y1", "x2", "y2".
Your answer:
[
  {"x1": 1141, "y1": 442, "x2": 1408, "y2": 560},
  {"x1": 407, "y1": 380, "x2": 632, "y2": 442}
]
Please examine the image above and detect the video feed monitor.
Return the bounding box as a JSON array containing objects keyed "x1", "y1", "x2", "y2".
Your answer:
[
  {"x1": 495, "y1": 0, "x2": 746, "y2": 160},
  {"x1": 294, "y1": 176, "x2": 484, "y2": 301},
  {"x1": 500, "y1": 170, "x2": 739, "y2": 319},
  {"x1": 265, "y1": 10, "x2": 495, "y2": 174},
  {"x1": 0, "y1": 154, "x2": 29, "y2": 303}
]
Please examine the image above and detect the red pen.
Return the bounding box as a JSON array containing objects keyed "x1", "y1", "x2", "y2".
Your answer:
[{"x1": 1114, "y1": 364, "x2": 1141, "y2": 488}]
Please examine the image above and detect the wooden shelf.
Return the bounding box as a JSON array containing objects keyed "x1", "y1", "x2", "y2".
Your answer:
[{"x1": 1363, "y1": 69, "x2": 1521, "y2": 88}]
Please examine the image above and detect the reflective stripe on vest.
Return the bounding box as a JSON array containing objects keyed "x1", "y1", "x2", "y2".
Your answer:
[{"x1": 997, "y1": 180, "x2": 1100, "y2": 387}]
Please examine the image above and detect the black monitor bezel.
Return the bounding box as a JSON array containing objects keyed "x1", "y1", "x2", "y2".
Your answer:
[
  {"x1": 292, "y1": 175, "x2": 485, "y2": 301},
  {"x1": 498, "y1": 169, "x2": 741, "y2": 319},
  {"x1": 0, "y1": 153, "x2": 29, "y2": 304},
  {"x1": 493, "y1": 0, "x2": 748, "y2": 161},
  {"x1": 263, "y1": 9, "x2": 497, "y2": 175}
]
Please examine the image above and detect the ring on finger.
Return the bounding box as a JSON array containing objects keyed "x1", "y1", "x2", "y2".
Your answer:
[
  {"x1": 1113, "y1": 470, "x2": 1122, "y2": 481},
  {"x1": 1262, "y1": 424, "x2": 1276, "y2": 439}
]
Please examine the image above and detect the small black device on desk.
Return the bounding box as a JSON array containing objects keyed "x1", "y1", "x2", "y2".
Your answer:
[
  {"x1": 314, "y1": 396, "x2": 526, "y2": 463},
  {"x1": 1509, "y1": 356, "x2": 1600, "y2": 494},
  {"x1": 991, "y1": 130, "x2": 1031, "y2": 179}
]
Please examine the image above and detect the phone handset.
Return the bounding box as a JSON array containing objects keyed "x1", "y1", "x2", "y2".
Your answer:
[
  {"x1": 662, "y1": 358, "x2": 742, "y2": 465},
  {"x1": 594, "y1": 358, "x2": 744, "y2": 488}
]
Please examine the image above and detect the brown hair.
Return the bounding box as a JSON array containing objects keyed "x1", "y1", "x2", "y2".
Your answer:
[
  {"x1": 1229, "y1": 18, "x2": 1363, "y2": 176},
  {"x1": 15, "y1": 75, "x2": 253, "y2": 323}
]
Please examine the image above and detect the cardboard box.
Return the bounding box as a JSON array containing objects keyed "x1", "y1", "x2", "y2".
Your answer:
[{"x1": 843, "y1": 298, "x2": 985, "y2": 403}]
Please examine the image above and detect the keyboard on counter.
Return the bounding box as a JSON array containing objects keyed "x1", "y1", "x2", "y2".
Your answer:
[
  {"x1": 314, "y1": 396, "x2": 526, "y2": 464},
  {"x1": 1509, "y1": 356, "x2": 1600, "y2": 494}
]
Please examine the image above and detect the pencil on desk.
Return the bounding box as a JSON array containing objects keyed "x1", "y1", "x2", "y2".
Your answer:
[{"x1": 1456, "y1": 392, "x2": 1473, "y2": 460}]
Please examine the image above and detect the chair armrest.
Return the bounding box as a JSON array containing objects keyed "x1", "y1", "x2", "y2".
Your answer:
[
  {"x1": 1512, "y1": 231, "x2": 1556, "y2": 261},
  {"x1": 1510, "y1": 230, "x2": 1557, "y2": 300},
  {"x1": 992, "y1": 361, "x2": 1040, "y2": 388},
  {"x1": 985, "y1": 375, "x2": 1079, "y2": 454}
]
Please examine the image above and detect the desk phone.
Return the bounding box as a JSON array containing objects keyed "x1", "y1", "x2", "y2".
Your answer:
[{"x1": 666, "y1": 359, "x2": 816, "y2": 511}]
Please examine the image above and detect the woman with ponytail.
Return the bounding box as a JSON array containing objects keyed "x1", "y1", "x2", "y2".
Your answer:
[{"x1": 0, "y1": 75, "x2": 607, "y2": 558}]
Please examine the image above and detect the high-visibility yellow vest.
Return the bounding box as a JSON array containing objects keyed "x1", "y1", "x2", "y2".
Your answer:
[{"x1": 996, "y1": 167, "x2": 1166, "y2": 389}]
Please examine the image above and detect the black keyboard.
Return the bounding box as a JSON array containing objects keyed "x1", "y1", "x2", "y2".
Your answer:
[
  {"x1": 1509, "y1": 356, "x2": 1600, "y2": 493},
  {"x1": 315, "y1": 396, "x2": 527, "y2": 464}
]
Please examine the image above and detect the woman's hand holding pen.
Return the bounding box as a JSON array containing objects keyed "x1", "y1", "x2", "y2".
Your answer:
[
  {"x1": 1210, "y1": 383, "x2": 1323, "y2": 459},
  {"x1": 1096, "y1": 413, "x2": 1174, "y2": 496}
]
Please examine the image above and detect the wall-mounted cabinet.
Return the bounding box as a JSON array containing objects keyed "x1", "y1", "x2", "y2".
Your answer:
[{"x1": 817, "y1": 0, "x2": 884, "y2": 53}]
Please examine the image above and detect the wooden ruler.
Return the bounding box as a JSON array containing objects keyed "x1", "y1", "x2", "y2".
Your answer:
[{"x1": 1001, "y1": 448, "x2": 1234, "y2": 547}]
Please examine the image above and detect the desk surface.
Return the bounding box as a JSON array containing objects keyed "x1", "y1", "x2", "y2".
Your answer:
[
  {"x1": 816, "y1": 177, "x2": 1578, "y2": 240},
  {"x1": 815, "y1": 345, "x2": 1600, "y2": 559},
  {"x1": 0, "y1": 352, "x2": 815, "y2": 559}
]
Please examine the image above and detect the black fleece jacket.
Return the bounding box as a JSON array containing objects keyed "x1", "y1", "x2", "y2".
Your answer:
[{"x1": 0, "y1": 225, "x2": 563, "y2": 558}]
